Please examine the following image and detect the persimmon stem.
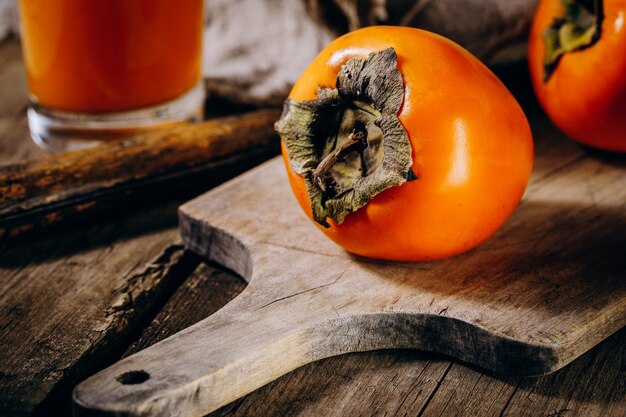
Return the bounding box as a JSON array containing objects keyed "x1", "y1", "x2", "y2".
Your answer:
[
  {"x1": 312, "y1": 124, "x2": 368, "y2": 192},
  {"x1": 543, "y1": 0, "x2": 603, "y2": 81},
  {"x1": 275, "y1": 48, "x2": 413, "y2": 226}
]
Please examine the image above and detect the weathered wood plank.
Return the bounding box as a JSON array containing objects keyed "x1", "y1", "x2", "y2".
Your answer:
[
  {"x1": 0, "y1": 202, "x2": 191, "y2": 417},
  {"x1": 414, "y1": 328, "x2": 626, "y2": 417},
  {"x1": 127, "y1": 262, "x2": 453, "y2": 417},
  {"x1": 0, "y1": 158, "x2": 277, "y2": 417},
  {"x1": 501, "y1": 327, "x2": 626, "y2": 417},
  {"x1": 120, "y1": 261, "x2": 453, "y2": 417},
  {"x1": 212, "y1": 353, "x2": 452, "y2": 417},
  {"x1": 123, "y1": 262, "x2": 247, "y2": 357},
  {"x1": 94, "y1": 260, "x2": 625, "y2": 417},
  {"x1": 416, "y1": 363, "x2": 520, "y2": 417},
  {"x1": 0, "y1": 109, "x2": 280, "y2": 239}
]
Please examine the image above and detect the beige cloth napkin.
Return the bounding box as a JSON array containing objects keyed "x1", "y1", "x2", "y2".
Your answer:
[{"x1": 203, "y1": 0, "x2": 537, "y2": 105}]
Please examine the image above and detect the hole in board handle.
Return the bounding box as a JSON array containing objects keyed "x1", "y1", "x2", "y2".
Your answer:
[{"x1": 117, "y1": 370, "x2": 150, "y2": 385}]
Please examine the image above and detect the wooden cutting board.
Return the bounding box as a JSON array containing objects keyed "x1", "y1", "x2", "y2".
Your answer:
[{"x1": 73, "y1": 132, "x2": 626, "y2": 417}]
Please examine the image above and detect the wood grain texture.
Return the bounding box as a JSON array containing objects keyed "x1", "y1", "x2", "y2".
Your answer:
[
  {"x1": 102, "y1": 260, "x2": 625, "y2": 417},
  {"x1": 211, "y1": 327, "x2": 626, "y2": 417},
  {"x1": 124, "y1": 262, "x2": 248, "y2": 359},
  {"x1": 0, "y1": 109, "x2": 281, "y2": 239},
  {"x1": 0, "y1": 206, "x2": 194, "y2": 417},
  {"x1": 73, "y1": 117, "x2": 626, "y2": 417}
]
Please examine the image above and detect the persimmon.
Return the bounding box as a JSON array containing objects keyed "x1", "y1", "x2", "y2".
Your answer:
[
  {"x1": 529, "y1": 0, "x2": 626, "y2": 152},
  {"x1": 275, "y1": 26, "x2": 533, "y2": 261}
]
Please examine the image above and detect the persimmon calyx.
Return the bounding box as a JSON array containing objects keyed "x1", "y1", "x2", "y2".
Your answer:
[
  {"x1": 275, "y1": 48, "x2": 415, "y2": 227},
  {"x1": 543, "y1": 0, "x2": 603, "y2": 81}
]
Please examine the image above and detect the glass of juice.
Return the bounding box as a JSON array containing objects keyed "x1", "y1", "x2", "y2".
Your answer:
[{"x1": 18, "y1": 0, "x2": 205, "y2": 151}]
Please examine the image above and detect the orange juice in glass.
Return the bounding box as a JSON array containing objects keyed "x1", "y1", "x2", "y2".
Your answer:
[{"x1": 18, "y1": 0, "x2": 205, "y2": 151}]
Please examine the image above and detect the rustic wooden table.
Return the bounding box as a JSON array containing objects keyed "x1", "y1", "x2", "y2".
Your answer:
[{"x1": 0, "y1": 37, "x2": 624, "y2": 417}]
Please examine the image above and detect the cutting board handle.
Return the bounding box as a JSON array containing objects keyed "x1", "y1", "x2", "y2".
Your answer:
[{"x1": 72, "y1": 282, "x2": 333, "y2": 417}]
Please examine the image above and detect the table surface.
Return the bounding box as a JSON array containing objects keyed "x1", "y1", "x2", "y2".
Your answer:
[{"x1": 0, "y1": 37, "x2": 624, "y2": 417}]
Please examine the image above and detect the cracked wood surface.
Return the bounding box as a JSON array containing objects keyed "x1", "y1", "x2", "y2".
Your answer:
[
  {"x1": 0, "y1": 201, "x2": 193, "y2": 416},
  {"x1": 1, "y1": 37, "x2": 625, "y2": 417},
  {"x1": 111, "y1": 260, "x2": 626, "y2": 417},
  {"x1": 74, "y1": 99, "x2": 626, "y2": 416}
]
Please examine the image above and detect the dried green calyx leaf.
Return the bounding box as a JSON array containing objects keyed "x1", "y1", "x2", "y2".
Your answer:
[
  {"x1": 543, "y1": 0, "x2": 603, "y2": 81},
  {"x1": 275, "y1": 48, "x2": 415, "y2": 227}
]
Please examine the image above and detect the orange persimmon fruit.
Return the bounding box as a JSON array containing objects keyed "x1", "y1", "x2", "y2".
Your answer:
[
  {"x1": 276, "y1": 26, "x2": 533, "y2": 261},
  {"x1": 529, "y1": 0, "x2": 626, "y2": 152}
]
